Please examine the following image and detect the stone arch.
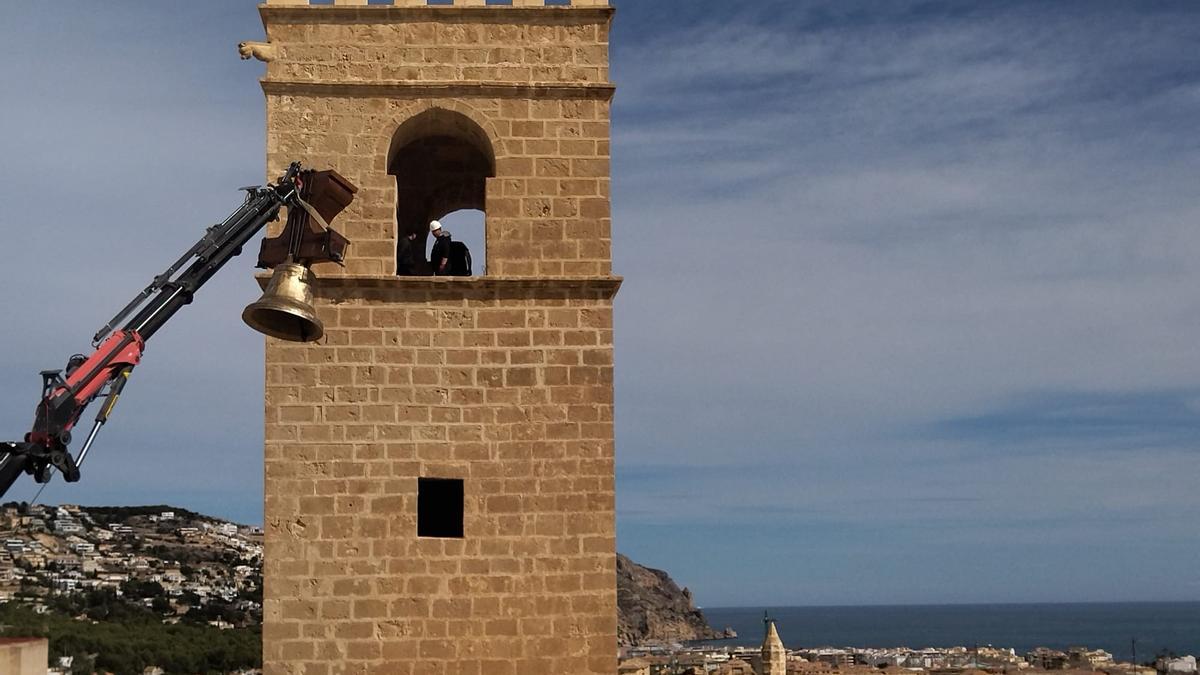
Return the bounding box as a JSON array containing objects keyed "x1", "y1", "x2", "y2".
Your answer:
[{"x1": 387, "y1": 104, "x2": 501, "y2": 275}]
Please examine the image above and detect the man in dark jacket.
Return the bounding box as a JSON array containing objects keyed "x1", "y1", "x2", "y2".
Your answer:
[
  {"x1": 429, "y1": 220, "x2": 453, "y2": 276},
  {"x1": 395, "y1": 230, "x2": 420, "y2": 275}
]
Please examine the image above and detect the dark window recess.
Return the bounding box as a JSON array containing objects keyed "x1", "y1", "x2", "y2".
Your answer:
[{"x1": 418, "y1": 478, "x2": 464, "y2": 538}]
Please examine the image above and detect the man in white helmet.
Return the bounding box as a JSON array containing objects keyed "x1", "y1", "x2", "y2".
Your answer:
[{"x1": 429, "y1": 219, "x2": 453, "y2": 276}]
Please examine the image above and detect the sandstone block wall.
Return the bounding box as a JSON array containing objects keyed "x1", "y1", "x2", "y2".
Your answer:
[
  {"x1": 262, "y1": 4, "x2": 614, "y2": 278},
  {"x1": 258, "y1": 3, "x2": 619, "y2": 674}
]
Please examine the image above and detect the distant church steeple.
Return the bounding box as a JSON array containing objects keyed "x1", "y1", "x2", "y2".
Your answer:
[{"x1": 761, "y1": 616, "x2": 786, "y2": 675}]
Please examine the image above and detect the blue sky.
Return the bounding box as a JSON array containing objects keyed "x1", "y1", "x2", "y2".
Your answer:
[{"x1": 2, "y1": 1, "x2": 1200, "y2": 607}]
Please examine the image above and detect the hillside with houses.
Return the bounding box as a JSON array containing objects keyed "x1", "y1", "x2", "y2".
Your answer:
[{"x1": 0, "y1": 502, "x2": 262, "y2": 630}]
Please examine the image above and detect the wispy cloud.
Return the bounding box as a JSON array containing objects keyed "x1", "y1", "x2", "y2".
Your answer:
[
  {"x1": 925, "y1": 389, "x2": 1200, "y2": 449},
  {"x1": 610, "y1": 1, "x2": 1200, "y2": 603}
]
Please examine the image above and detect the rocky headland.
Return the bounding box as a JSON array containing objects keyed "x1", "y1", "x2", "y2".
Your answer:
[{"x1": 617, "y1": 552, "x2": 721, "y2": 646}]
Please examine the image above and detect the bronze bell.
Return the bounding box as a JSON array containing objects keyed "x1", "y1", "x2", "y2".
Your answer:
[{"x1": 242, "y1": 262, "x2": 323, "y2": 342}]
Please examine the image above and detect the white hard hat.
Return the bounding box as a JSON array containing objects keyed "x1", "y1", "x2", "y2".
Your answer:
[{"x1": 429, "y1": 220, "x2": 442, "y2": 232}]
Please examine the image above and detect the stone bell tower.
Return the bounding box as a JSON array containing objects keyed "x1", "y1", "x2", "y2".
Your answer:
[
  {"x1": 761, "y1": 620, "x2": 787, "y2": 675},
  {"x1": 254, "y1": 1, "x2": 618, "y2": 674}
]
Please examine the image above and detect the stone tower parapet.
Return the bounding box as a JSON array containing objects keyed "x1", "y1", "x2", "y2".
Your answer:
[
  {"x1": 267, "y1": 0, "x2": 608, "y2": 6},
  {"x1": 256, "y1": 2, "x2": 619, "y2": 674}
]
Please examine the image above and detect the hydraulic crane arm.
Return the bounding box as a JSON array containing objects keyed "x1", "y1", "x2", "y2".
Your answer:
[{"x1": 0, "y1": 161, "x2": 355, "y2": 501}]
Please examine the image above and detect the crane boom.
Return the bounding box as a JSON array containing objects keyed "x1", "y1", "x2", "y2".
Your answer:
[{"x1": 0, "y1": 161, "x2": 355, "y2": 500}]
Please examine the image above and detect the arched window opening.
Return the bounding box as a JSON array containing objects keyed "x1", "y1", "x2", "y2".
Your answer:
[{"x1": 389, "y1": 108, "x2": 495, "y2": 277}]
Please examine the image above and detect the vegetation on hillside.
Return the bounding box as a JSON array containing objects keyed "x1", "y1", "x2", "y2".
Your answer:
[{"x1": 0, "y1": 599, "x2": 261, "y2": 675}]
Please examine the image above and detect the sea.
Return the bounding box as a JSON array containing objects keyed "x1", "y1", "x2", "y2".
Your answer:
[{"x1": 699, "y1": 603, "x2": 1200, "y2": 662}]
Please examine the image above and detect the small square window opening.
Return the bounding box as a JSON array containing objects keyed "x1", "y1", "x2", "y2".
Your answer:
[{"x1": 418, "y1": 477, "x2": 464, "y2": 538}]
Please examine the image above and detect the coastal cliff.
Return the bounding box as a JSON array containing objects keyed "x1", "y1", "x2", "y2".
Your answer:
[{"x1": 617, "y1": 552, "x2": 721, "y2": 646}]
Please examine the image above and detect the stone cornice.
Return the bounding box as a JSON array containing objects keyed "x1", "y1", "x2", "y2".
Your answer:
[
  {"x1": 259, "y1": 5, "x2": 614, "y2": 24},
  {"x1": 256, "y1": 273, "x2": 623, "y2": 299},
  {"x1": 261, "y1": 79, "x2": 614, "y2": 100}
]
